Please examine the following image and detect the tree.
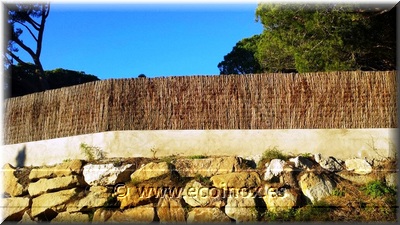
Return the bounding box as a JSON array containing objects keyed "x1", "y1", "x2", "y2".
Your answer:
[
  {"x1": 4, "y1": 64, "x2": 100, "y2": 98},
  {"x1": 5, "y1": 3, "x2": 50, "y2": 91},
  {"x1": 255, "y1": 31, "x2": 297, "y2": 73},
  {"x1": 352, "y1": 5, "x2": 396, "y2": 70},
  {"x1": 45, "y1": 68, "x2": 100, "y2": 90},
  {"x1": 218, "y1": 35, "x2": 262, "y2": 75},
  {"x1": 255, "y1": 3, "x2": 396, "y2": 72},
  {"x1": 219, "y1": 3, "x2": 396, "y2": 74}
]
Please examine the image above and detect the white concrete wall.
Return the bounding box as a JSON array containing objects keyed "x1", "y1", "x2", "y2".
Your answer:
[{"x1": 1, "y1": 129, "x2": 397, "y2": 167}]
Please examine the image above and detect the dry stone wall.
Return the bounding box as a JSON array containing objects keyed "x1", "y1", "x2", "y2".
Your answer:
[{"x1": 1, "y1": 155, "x2": 397, "y2": 223}]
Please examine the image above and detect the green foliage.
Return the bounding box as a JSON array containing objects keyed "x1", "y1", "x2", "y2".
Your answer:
[
  {"x1": 262, "y1": 209, "x2": 296, "y2": 221},
  {"x1": 220, "y1": 4, "x2": 395, "y2": 74},
  {"x1": 332, "y1": 188, "x2": 345, "y2": 197},
  {"x1": 80, "y1": 143, "x2": 105, "y2": 161},
  {"x1": 160, "y1": 155, "x2": 178, "y2": 164},
  {"x1": 5, "y1": 63, "x2": 43, "y2": 97},
  {"x1": 218, "y1": 35, "x2": 263, "y2": 74},
  {"x1": 255, "y1": 31, "x2": 297, "y2": 73},
  {"x1": 5, "y1": 64, "x2": 100, "y2": 98},
  {"x1": 45, "y1": 68, "x2": 99, "y2": 89},
  {"x1": 256, "y1": 4, "x2": 395, "y2": 72},
  {"x1": 255, "y1": 4, "x2": 361, "y2": 72},
  {"x1": 361, "y1": 180, "x2": 396, "y2": 198},
  {"x1": 299, "y1": 152, "x2": 313, "y2": 158},
  {"x1": 258, "y1": 146, "x2": 290, "y2": 167},
  {"x1": 294, "y1": 200, "x2": 332, "y2": 221},
  {"x1": 262, "y1": 201, "x2": 332, "y2": 222},
  {"x1": 188, "y1": 155, "x2": 208, "y2": 159}
]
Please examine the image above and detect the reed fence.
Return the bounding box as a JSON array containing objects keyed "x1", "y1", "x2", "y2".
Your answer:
[{"x1": 3, "y1": 71, "x2": 397, "y2": 144}]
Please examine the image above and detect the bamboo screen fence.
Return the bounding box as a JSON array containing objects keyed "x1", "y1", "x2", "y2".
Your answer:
[{"x1": 3, "y1": 71, "x2": 397, "y2": 144}]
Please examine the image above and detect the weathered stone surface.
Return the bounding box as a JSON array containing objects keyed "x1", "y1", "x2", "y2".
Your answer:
[
  {"x1": 299, "y1": 172, "x2": 336, "y2": 204},
  {"x1": 319, "y1": 156, "x2": 344, "y2": 172},
  {"x1": 187, "y1": 208, "x2": 231, "y2": 223},
  {"x1": 336, "y1": 171, "x2": 379, "y2": 185},
  {"x1": 182, "y1": 180, "x2": 225, "y2": 207},
  {"x1": 314, "y1": 153, "x2": 322, "y2": 163},
  {"x1": 264, "y1": 159, "x2": 286, "y2": 181},
  {"x1": 263, "y1": 187, "x2": 300, "y2": 213},
  {"x1": 279, "y1": 164, "x2": 299, "y2": 188},
  {"x1": 51, "y1": 212, "x2": 89, "y2": 223},
  {"x1": 92, "y1": 208, "x2": 114, "y2": 222},
  {"x1": 289, "y1": 156, "x2": 313, "y2": 170},
  {"x1": 31, "y1": 188, "x2": 79, "y2": 218},
  {"x1": 1, "y1": 197, "x2": 30, "y2": 222},
  {"x1": 385, "y1": 173, "x2": 398, "y2": 188},
  {"x1": 175, "y1": 156, "x2": 244, "y2": 177},
  {"x1": 29, "y1": 160, "x2": 84, "y2": 180},
  {"x1": 130, "y1": 162, "x2": 172, "y2": 183},
  {"x1": 157, "y1": 196, "x2": 186, "y2": 223},
  {"x1": 211, "y1": 172, "x2": 261, "y2": 189},
  {"x1": 18, "y1": 211, "x2": 36, "y2": 223},
  {"x1": 28, "y1": 175, "x2": 82, "y2": 197},
  {"x1": 82, "y1": 163, "x2": 134, "y2": 186},
  {"x1": 345, "y1": 158, "x2": 373, "y2": 175},
  {"x1": 224, "y1": 195, "x2": 258, "y2": 222},
  {"x1": 109, "y1": 204, "x2": 155, "y2": 222},
  {"x1": 67, "y1": 186, "x2": 111, "y2": 212},
  {"x1": 117, "y1": 185, "x2": 153, "y2": 209},
  {"x1": 3, "y1": 163, "x2": 25, "y2": 197}
]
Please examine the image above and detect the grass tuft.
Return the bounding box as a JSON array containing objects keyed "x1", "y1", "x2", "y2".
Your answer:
[{"x1": 258, "y1": 146, "x2": 291, "y2": 168}]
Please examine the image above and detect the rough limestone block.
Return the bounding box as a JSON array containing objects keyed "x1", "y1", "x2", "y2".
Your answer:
[
  {"x1": 82, "y1": 163, "x2": 134, "y2": 186},
  {"x1": 28, "y1": 175, "x2": 82, "y2": 197},
  {"x1": 2, "y1": 163, "x2": 25, "y2": 197},
  {"x1": 1, "y1": 197, "x2": 30, "y2": 222},
  {"x1": 187, "y1": 208, "x2": 231, "y2": 223},
  {"x1": 31, "y1": 188, "x2": 79, "y2": 218}
]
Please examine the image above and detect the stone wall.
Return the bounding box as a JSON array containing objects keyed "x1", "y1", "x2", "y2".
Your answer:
[{"x1": 1, "y1": 154, "x2": 397, "y2": 223}]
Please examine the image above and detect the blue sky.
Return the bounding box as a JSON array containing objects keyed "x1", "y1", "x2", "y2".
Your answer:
[{"x1": 16, "y1": 3, "x2": 263, "y2": 79}]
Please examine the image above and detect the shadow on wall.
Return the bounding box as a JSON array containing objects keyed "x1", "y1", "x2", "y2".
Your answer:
[{"x1": 16, "y1": 145, "x2": 26, "y2": 167}]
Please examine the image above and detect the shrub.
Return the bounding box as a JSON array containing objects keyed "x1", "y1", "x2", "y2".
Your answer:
[
  {"x1": 258, "y1": 146, "x2": 290, "y2": 168},
  {"x1": 80, "y1": 143, "x2": 105, "y2": 161},
  {"x1": 361, "y1": 180, "x2": 396, "y2": 198}
]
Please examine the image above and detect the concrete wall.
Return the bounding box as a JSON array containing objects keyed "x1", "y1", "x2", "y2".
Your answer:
[{"x1": 1, "y1": 129, "x2": 397, "y2": 167}]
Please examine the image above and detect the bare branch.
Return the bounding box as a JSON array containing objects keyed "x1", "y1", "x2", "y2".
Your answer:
[
  {"x1": 7, "y1": 51, "x2": 29, "y2": 66},
  {"x1": 12, "y1": 36, "x2": 36, "y2": 60},
  {"x1": 36, "y1": 4, "x2": 49, "y2": 59},
  {"x1": 15, "y1": 21, "x2": 38, "y2": 42},
  {"x1": 44, "y1": 3, "x2": 50, "y2": 18}
]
